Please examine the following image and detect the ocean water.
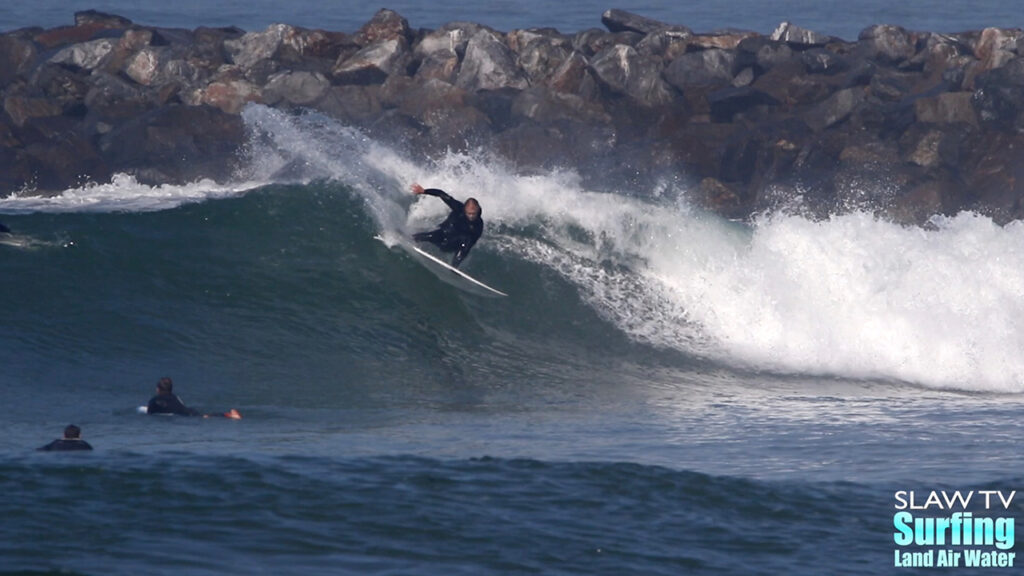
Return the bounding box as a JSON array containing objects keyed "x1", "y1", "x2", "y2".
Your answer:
[
  {"x1": 1, "y1": 0, "x2": 1023, "y2": 39},
  {"x1": 3, "y1": 3, "x2": 1024, "y2": 575}
]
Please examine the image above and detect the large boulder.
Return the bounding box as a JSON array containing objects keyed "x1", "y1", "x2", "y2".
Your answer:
[
  {"x1": 547, "y1": 51, "x2": 600, "y2": 99},
  {"x1": 0, "y1": 36, "x2": 39, "y2": 85},
  {"x1": 601, "y1": 9, "x2": 684, "y2": 35},
  {"x1": 663, "y1": 48, "x2": 738, "y2": 90},
  {"x1": 333, "y1": 37, "x2": 409, "y2": 84},
  {"x1": 804, "y1": 86, "x2": 866, "y2": 132},
  {"x1": 455, "y1": 29, "x2": 529, "y2": 92},
  {"x1": 972, "y1": 56, "x2": 1024, "y2": 131},
  {"x1": 770, "y1": 22, "x2": 836, "y2": 48},
  {"x1": 589, "y1": 44, "x2": 675, "y2": 105},
  {"x1": 48, "y1": 37, "x2": 118, "y2": 70},
  {"x1": 263, "y1": 70, "x2": 330, "y2": 106},
  {"x1": 507, "y1": 29, "x2": 573, "y2": 85},
  {"x1": 354, "y1": 9, "x2": 412, "y2": 45},
  {"x1": 859, "y1": 25, "x2": 918, "y2": 65}
]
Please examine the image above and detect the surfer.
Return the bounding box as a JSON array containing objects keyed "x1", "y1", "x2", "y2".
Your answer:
[
  {"x1": 38, "y1": 424, "x2": 93, "y2": 451},
  {"x1": 410, "y1": 183, "x2": 483, "y2": 268},
  {"x1": 0, "y1": 220, "x2": 10, "y2": 234},
  {"x1": 146, "y1": 377, "x2": 203, "y2": 416},
  {"x1": 145, "y1": 377, "x2": 241, "y2": 419}
]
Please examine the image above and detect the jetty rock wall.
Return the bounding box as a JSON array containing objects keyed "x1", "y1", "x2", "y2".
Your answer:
[{"x1": 2, "y1": 8, "x2": 1024, "y2": 224}]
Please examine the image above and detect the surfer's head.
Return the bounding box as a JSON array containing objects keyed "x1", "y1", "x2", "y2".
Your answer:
[
  {"x1": 157, "y1": 377, "x2": 173, "y2": 393},
  {"x1": 464, "y1": 198, "x2": 481, "y2": 221},
  {"x1": 63, "y1": 424, "x2": 81, "y2": 439}
]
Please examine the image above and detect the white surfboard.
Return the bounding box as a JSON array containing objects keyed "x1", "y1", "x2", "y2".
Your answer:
[{"x1": 376, "y1": 235, "x2": 508, "y2": 297}]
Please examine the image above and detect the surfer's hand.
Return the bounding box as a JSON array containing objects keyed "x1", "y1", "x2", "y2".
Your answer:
[{"x1": 411, "y1": 183, "x2": 425, "y2": 195}]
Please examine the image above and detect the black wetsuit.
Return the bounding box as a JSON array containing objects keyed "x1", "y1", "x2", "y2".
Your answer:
[
  {"x1": 38, "y1": 438, "x2": 93, "y2": 451},
  {"x1": 0, "y1": 221, "x2": 10, "y2": 234},
  {"x1": 147, "y1": 393, "x2": 202, "y2": 416},
  {"x1": 413, "y1": 188, "x2": 483, "y2": 268}
]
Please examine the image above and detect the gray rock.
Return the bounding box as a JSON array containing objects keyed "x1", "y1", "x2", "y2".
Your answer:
[
  {"x1": 573, "y1": 28, "x2": 643, "y2": 56},
  {"x1": 333, "y1": 37, "x2": 409, "y2": 84},
  {"x1": 414, "y1": 23, "x2": 484, "y2": 60},
  {"x1": 736, "y1": 36, "x2": 795, "y2": 73},
  {"x1": 914, "y1": 91, "x2": 978, "y2": 125},
  {"x1": 664, "y1": 48, "x2": 738, "y2": 90},
  {"x1": 899, "y1": 124, "x2": 959, "y2": 169},
  {"x1": 972, "y1": 56, "x2": 1024, "y2": 129},
  {"x1": 802, "y1": 48, "x2": 847, "y2": 75},
  {"x1": 263, "y1": 70, "x2": 330, "y2": 106},
  {"x1": 707, "y1": 85, "x2": 778, "y2": 122},
  {"x1": 589, "y1": 44, "x2": 675, "y2": 105},
  {"x1": 354, "y1": 9, "x2": 411, "y2": 46},
  {"x1": 30, "y1": 63, "x2": 92, "y2": 102},
  {"x1": 805, "y1": 87, "x2": 866, "y2": 131},
  {"x1": 314, "y1": 84, "x2": 382, "y2": 125},
  {"x1": 601, "y1": 9, "x2": 684, "y2": 35},
  {"x1": 511, "y1": 87, "x2": 610, "y2": 125},
  {"x1": 84, "y1": 71, "x2": 152, "y2": 119},
  {"x1": 771, "y1": 22, "x2": 835, "y2": 47},
  {"x1": 185, "y1": 69, "x2": 262, "y2": 114},
  {"x1": 124, "y1": 47, "x2": 165, "y2": 86},
  {"x1": 0, "y1": 36, "x2": 39, "y2": 85},
  {"x1": 507, "y1": 28, "x2": 573, "y2": 85},
  {"x1": 548, "y1": 51, "x2": 599, "y2": 99},
  {"x1": 98, "y1": 104, "x2": 245, "y2": 184},
  {"x1": 859, "y1": 25, "x2": 917, "y2": 64},
  {"x1": 456, "y1": 29, "x2": 529, "y2": 92},
  {"x1": 414, "y1": 48, "x2": 460, "y2": 83},
  {"x1": 636, "y1": 29, "x2": 692, "y2": 62},
  {"x1": 74, "y1": 10, "x2": 132, "y2": 28},
  {"x1": 973, "y1": 27, "x2": 1022, "y2": 71},
  {"x1": 964, "y1": 131, "x2": 1024, "y2": 223},
  {"x1": 49, "y1": 37, "x2": 117, "y2": 70},
  {"x1": 225, "y1": 24, "x2": 295, "y2": 69},
  {"x1": 689, "y1": 31, "x2": 760, "y2": 51},
  {"x1": 3, "y1": 95, "x2": 64, "y2": 126}
]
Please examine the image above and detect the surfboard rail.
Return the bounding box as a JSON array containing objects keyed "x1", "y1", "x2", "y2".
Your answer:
[{"x1": 375, "y1": 234, "x2": 507, "y2": 297}]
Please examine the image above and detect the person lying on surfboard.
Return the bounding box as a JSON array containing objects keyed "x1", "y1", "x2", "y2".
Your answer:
[
  {"x1": 38, "y1": 424, "x2": 93, "y2": 451},
  {"x1": 146, "y1": 377, "x2": 241, "y2": 419},
  {"x1": 410, "y1": 183, "x2": 483, "y2": 268}
]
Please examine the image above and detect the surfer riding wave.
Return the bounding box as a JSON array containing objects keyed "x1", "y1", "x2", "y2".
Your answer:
[{"x1": 410, "y1": 183, "x2": 482, "y2": 268}]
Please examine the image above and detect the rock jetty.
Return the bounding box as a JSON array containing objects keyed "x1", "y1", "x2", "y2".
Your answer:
[{"x1": 2, "y1": 8, "x2": 1024, "y2": 223}]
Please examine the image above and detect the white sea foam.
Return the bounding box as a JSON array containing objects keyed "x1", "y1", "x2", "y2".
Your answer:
[
  {"x1": 0, "y1": 174, "x2": 260, "y2": 214},
  {"x1": 372, "y1": 146, "x2": 1024, "y2": 392}
]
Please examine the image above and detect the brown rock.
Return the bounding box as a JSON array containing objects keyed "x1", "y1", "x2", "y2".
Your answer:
[
  {"x1": 355, "y1": 9, "x2": 412, "y2": 46},
  {"x1": 3, "y1": 95, "x2": 64, "y2": 127},
  {"x1": 913, "y1": 91, "x2": 978, "y2": 126}
]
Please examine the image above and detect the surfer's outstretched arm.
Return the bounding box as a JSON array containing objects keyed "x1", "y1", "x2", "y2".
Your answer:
[{"x1": 410, "y1": 183, "x2": 463, "y2": 211}]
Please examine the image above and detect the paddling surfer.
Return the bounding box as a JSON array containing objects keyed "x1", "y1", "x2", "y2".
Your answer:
[
  {"x1": 146, "y1": 377, "x2": 240, "y2": 419},
  {"x1": 38, "y1": 424, "x2": 93, "y2": 451},
  {"x1": 410, "y1": 183, "x2": 483, "y2": 268}
]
